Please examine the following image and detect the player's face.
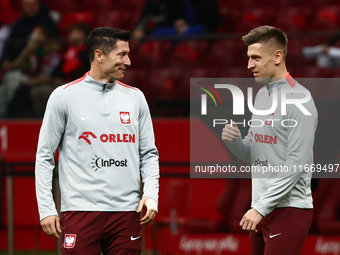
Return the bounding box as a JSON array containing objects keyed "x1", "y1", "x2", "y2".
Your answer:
[
  {"x1": 102, "y1": 40, "x2": 131, "y2": 81},
  {"x1": 247, "y1": 42, "x2": 276, "y2": 83}
]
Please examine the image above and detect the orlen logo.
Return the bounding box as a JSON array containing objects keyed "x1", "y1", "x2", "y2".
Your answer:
[
  {"x1": 79, "y1": 132, "x2": 135, "y2": 145},
  {"x1": 91, "y1": 155, "x2": 127, "y2": 171},
  {"x1": 79, "y1": 132, "x2": 97, "y2": 145},
  {"x1": 251, "y1": 132, "x2": 277, "y2": 145}
]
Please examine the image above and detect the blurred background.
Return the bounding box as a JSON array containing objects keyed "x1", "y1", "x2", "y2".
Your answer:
[{"x1": 0, "y1": 0, "x2": 340, "y2": 254}]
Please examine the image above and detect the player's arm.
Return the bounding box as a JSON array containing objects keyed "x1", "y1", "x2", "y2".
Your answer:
[
  {"x1": 35, "y1": 87, "x2": 67, "y2": 238},
  {"x1": 222, "y1": 122, "x2": 252, "y2": 163},
  {"x1": 253, "y1": 95, "x2": 318, "y2": 218},
  {"x1": 136, "y1": 91, "x2": 160, "y2": 225}
]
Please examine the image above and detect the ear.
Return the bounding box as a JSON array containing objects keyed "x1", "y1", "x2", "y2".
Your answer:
[
  {"x1": 94, "y1": 49, "x2": 104, "y2": 63},
  {"x1": 274, "y1": 50, "x2": 283, "y2": 65}
]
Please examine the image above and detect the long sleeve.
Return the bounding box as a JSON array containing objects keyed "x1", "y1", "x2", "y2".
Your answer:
[
  {"x1": 138, "y1": 92, "x2": 160, "y2": 203},
  {"x1": 226, "y1": 129, "x2": 252, "y2": 163},
  {"x1": 35, "y1": 87, "x2": 66, "y2": 221},
  {"x1": 253, "y1": 98, "x2": 317, "y2": 217}
]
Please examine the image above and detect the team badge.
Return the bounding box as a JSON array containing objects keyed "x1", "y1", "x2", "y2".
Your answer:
[
  {"x1": 265, "y1": 113, "x2": 274, "y2": 126},
  {"x1": 64, "y1": 234, "x2": 76, "y2": 248},
  {"x1": 120, "y1": 112, "x2": 131, "y2": 124}
]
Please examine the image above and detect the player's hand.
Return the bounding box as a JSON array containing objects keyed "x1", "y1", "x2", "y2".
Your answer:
[
  {"x1": 40, "y1": 215, "x2": 61, "y2": 239},
  {"x1": 137, "y1": 197, "x2": 158, "y2": 226},
  {"x1": 221, "y1": 122, "x2": 240, "y2": 144},
  {"x1": 239, "y1": 208, "x2": 264, "y2": 232}
]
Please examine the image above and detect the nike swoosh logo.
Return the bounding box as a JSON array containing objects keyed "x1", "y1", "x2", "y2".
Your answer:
[
  {"x1": 130, "y1": 236, "x2": 141, "y2": 241},
  {"x1": 81, "y1": 116, "x2": 93, "y2": 120},
  {"x1": 269, "y1": 233, "x2": 281, "y2": 238}
]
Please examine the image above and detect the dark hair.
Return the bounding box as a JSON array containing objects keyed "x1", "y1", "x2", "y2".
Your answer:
[
  {"x1": 69, "y1": 22, "x2": 92, "y2": 36},
  {"x1": 242, "y1": 25, "x2": 288, "y2": 58},
  {"x1": 87, "y1": 27, "x2": 131, "y2": 62}
]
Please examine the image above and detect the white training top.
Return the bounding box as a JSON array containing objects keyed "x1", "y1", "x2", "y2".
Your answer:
[
  {"x1": 227, "y1": 74, "x2": 318, "y2": 217},
  {"x1": 35, "y1": 72, "x2": 160, "y2": 221}
]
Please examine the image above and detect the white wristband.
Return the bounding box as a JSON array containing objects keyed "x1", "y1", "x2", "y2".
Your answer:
[{"x1": 145, "y1": 198, "x2": 158, "y2": 212}]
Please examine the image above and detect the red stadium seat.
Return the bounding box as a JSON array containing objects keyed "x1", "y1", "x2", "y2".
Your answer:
[
  {"x1": 273, "y1": 9, "x2": 307, "y2": 32},
  {"x1": 167, "y1": 54, "x2": 197, "y2": 69},
  {"x1": 149, "y1": 67, "x2": 183, "y2": 100},
  {"x1": 210, "y1": 39, "x2": 247, "y2": 66},
  {"x1": 95, "y1": 10, "x2": 134, "y2": 30},
  {"x1": 139, "y1": 40, "x2": 174, "y2": 66},
  {"x1": 0, "y1": 0, "x2": 19, "y2": 24},
  {"x1": 219, "y1": 66, "x2": 253, "y2": 78},
  {"x1": 218, "y1": 7, "x2": 241, "y2": 32},
  {"x1": 232, "y1": 7, "x2": 276, "y2": 33},
  {"x1": 286, "y1": 37, "x2": 304, "y2": 70},
  {"x1": 58, "y1": 11, "x2": 94, "y2": 35},
  {"x1": 173, "y1": 40, "x2": 210, "y2": 61},
  {"x1": 166, "y1": 40, "x2": 210, "y2": 69},
  {"x1": 47, "y1": 0, "x2": 78, "y2": 14},
  {"x1": 178, "y1": 67, "x2": 220, "y2": 99},
  {"x1": 129, "y1": 53, "x2": 154, "y2": 69},
  {"x1": 301, "y1": 36, "x2": 324, "y2": 47},
  {"x1": 200, "y1": 54, "x2": 228, "y2": 69},
  {"x1": 112, "y1": 0, "x2": 145, "y2": 13},
  {"x1": 233, "y1": 20, "x2": 262, "y2": 33},
  {"x1": 218, "y1": 0, "x2": 248, "y2": 9},
  {"x1": 294, "y1": 0, "x2": 319, "y2": 8},
  {"x1": 259, "y1": 0, "x2": 293, "y2": 8},
  {"x1": 302, "y1": 65, "x2": 334, "y2": 78},
  {"x1": 242, "y1": 7, "x2": 276, "y2": 25},
  {"x1": 306, "y1": 18, "x2": 339, "y2": 32},
  {"x1": 121, "y1": 68, "x2": 148, "y2": 91},
  {"x1": 306, "y1": 6, "x2": 340, "y2": 31},
  {"x1": 78, "y1": 0, "x2": 114, "y2": 13}
]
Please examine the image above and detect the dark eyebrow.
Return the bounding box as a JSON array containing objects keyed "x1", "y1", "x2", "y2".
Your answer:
[
  {"x1": 117, "y1": 50, "x2": 129, "y2": 55},
  {"x1": 249, "y1": 54, "x2": 261, "y2": 59}
]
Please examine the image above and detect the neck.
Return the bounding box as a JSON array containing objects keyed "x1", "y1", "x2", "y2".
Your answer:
[
  {"x1": 89, "y1": 67, "x2": 115, "y2": 84},
  {"x1": 266, "y1": 65, "x2": 288, "y2": 84}
]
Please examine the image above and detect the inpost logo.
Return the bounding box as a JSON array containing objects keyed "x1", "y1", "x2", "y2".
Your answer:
[{"x1": 91, "y1": 155, "x2": 128, "y2": 171}]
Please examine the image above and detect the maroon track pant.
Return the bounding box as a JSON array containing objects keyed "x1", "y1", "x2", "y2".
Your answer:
[
  {"x1": 60, "y1": 211, "x2": 143, "y2": 255},
  {"x1": 250, "y1": 207, "x2": 313, "y2": 255}
]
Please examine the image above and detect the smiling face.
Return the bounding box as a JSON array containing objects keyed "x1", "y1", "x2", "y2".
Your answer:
[{"x1": 100, "y1": 40, "x2": 131, "y2": 82}]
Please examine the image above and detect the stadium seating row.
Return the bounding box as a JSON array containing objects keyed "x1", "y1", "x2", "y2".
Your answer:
[
  {"x1": 3, "y1": 0, "x2": 340, "y2": 34},
  {"x1": 51, "y1": 5, "x2": 340, "y2": 33}
]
